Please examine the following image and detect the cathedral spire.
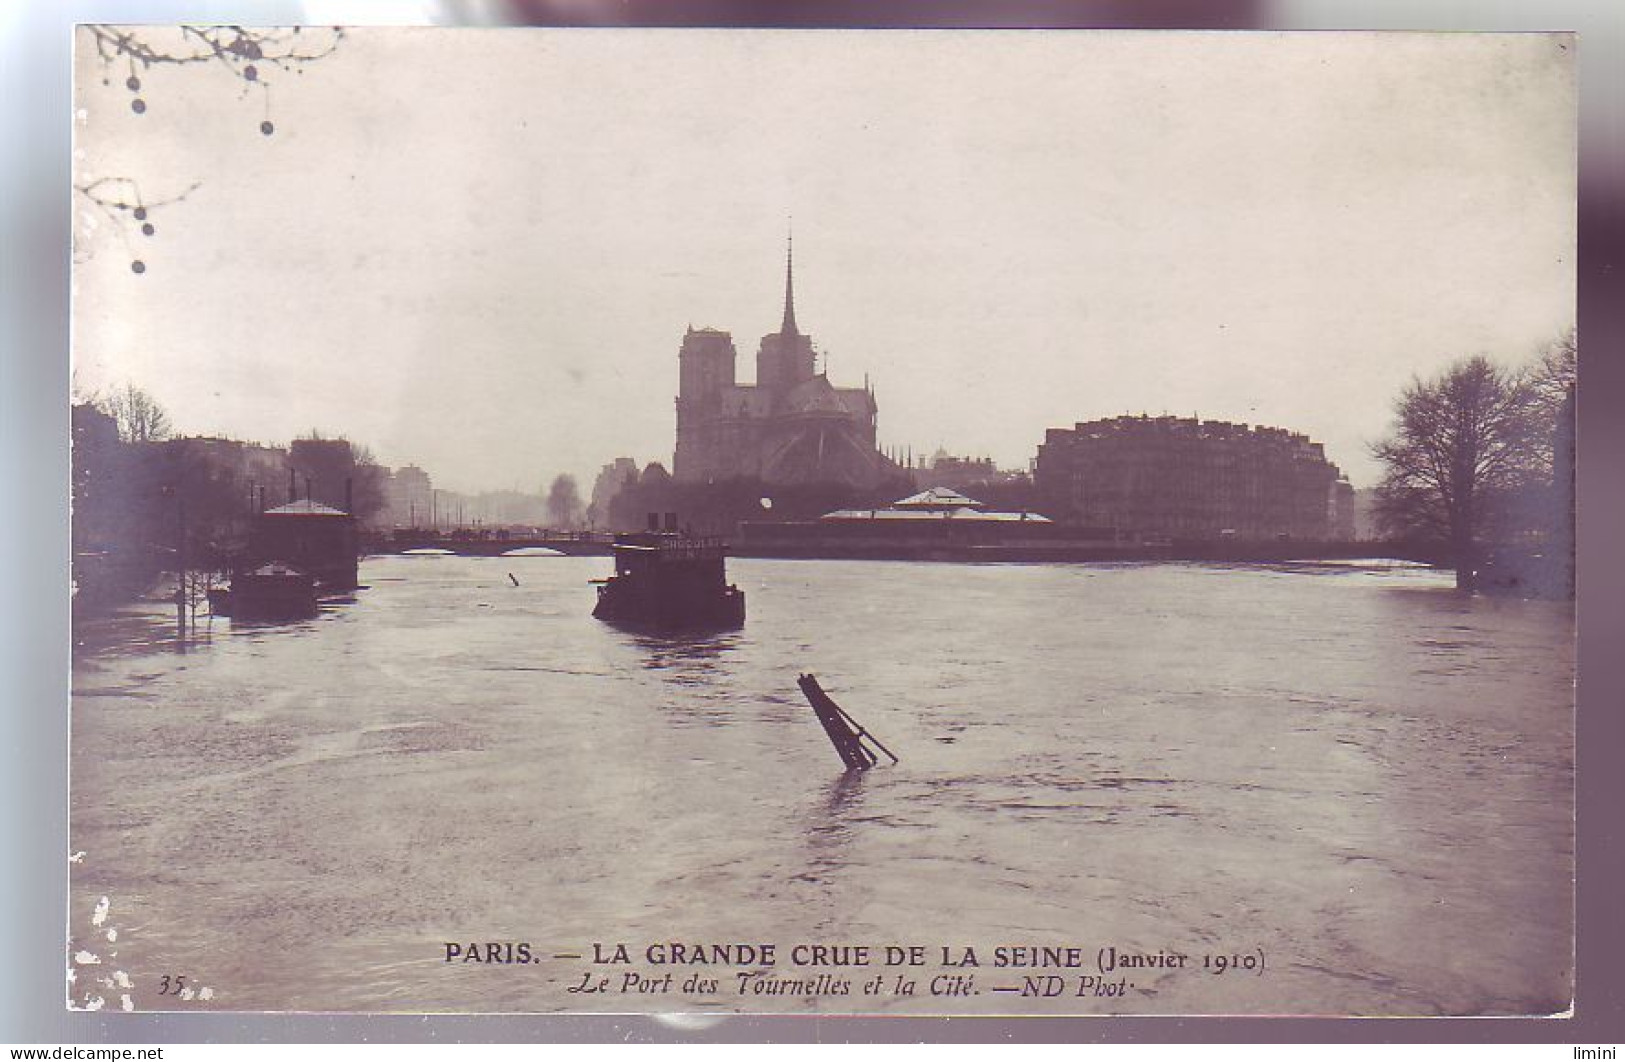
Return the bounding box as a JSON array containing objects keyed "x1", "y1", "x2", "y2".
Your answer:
[{"x1": 780, "y1": 227, "x2": 798, "y2": 335}]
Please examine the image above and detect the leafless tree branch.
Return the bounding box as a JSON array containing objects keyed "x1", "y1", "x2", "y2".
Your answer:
[{"x1": 88, "y1": 25, "x2": 344, "y2": 83}]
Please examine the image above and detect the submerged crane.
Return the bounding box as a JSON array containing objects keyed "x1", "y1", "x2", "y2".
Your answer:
[{"x1": 796, "y1": 674, "x2": 899, "y2": 772}]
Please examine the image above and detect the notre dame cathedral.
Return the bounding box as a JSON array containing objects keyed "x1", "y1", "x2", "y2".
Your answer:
[{"x1": 672, "y1": 241, "x2": 900, "y2": 489}]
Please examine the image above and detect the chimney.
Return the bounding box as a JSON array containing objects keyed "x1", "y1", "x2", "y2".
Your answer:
[
  {"x1": 257, "y1": 485, "x2": 266, "y2": 513},
  {"x1": 345, "y1": 477, "x2": 353, "y2": 515},
  {"x1": 288, "y1": 467, "x2": 296, "y2": 505}
]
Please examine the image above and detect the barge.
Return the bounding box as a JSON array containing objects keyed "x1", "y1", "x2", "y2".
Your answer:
[
  {"x1": 207, "y1": 563, "x2": 318, "y2": 621},
  {"x1": 592, "y1": 532, "x2": 745, "y2": 630}
]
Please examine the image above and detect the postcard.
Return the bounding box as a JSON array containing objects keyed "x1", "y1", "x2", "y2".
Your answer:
[{"x1": 68, "y1": 27, "x2": 1576, "y2": 1016}]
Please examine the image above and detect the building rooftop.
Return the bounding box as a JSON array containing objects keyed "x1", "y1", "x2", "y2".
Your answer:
[
  {"x1": 822, "y1": 507, "x2": 1052, "y2": 523},
  {"x1": 264, "y1": 500, "x2": 350, "y2": 517},
  {"x1": 891, "y1": 487, "x2": 984, "y2": 510},
  {"x1": 823, "y1": 487, "x2": 1051, "y2": 523}
]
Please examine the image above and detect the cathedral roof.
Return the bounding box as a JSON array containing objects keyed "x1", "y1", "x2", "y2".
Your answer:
[
  {"x1": 713, "y1": 378, "x2": 873, "y2": 420},
  {"x1": 786, "y1": 376, "x2": 848, "y2": 414},
  {"x1": 781, "y1": 376, "x2": 875, "y2": 417}
]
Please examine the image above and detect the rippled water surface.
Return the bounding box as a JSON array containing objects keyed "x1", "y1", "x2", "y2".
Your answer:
[{"x1": 70, "y1": 557, "x2": 1573, "y2": 1015}]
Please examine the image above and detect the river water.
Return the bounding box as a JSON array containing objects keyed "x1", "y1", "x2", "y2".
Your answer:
[{"x1": 69, "y1": 556, "x2": 1574, "y2": 1016}]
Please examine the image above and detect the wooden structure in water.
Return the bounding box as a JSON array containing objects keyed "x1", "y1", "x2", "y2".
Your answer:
[{"x1": 797, "y1": 673, "x2": 898, "y2": 772}]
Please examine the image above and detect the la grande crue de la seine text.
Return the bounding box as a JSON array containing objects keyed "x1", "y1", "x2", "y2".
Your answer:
[{"x1": 442, "y1": 940, "x2": 1229, "y2": 972}]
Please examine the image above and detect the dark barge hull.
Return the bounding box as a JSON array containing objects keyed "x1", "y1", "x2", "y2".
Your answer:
[
  {"x1": 593, "y1": 583, "x2": 745, "y2": 630},
  {"x1": 208, "y1": 583, "x2": 318, "y2": 621},
  {"x1": 592, "y1": 534, "x2": 746, "y2": 630},
  {"x1": 208, "y1": 564, "x2": 320, "y2": 621}
]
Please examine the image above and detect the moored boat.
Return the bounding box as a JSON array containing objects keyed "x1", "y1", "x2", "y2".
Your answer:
[
  {"x1": 591, "y1": 533, "x2": 745, "y2": 630},
  {"x1": 209, "y1": 563, "x2": 318, "y2": 621}
]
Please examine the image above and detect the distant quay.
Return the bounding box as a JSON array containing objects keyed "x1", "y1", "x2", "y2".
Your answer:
[
  {"x1": 730, "y1": 536, "x2": 1445, "y2": 566},
  {"x1": 367, "y1": 529, "x2": 1437, "y2": 565},
  {"x1": 353, "y1": 527, "x2": 1580, "y2": 596},
  {"x1": 374, "y1": 530, "x2": 614, "y2": 557},
  {"x1": 369, "y1": 527, "x2": 1447, "y2": 566}
]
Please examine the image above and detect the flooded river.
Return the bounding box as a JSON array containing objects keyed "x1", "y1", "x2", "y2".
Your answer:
[{"x1": 69, "y1": 557, "x2": 1573, "y2": 1016}]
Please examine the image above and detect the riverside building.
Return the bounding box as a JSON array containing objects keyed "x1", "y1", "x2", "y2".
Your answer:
[{"x1": 1033, "y1": 414, "x2": 1347, "y2": 541}]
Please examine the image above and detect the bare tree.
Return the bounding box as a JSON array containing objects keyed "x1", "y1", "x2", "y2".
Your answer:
[
  {"x1": 1519, "y1": 331, "x2": 1577, "y2": 596},
  {"x1": 1529, "y1": 329, "x2": 1577, "y2": 402},
  {"x1": 75, "y1": 25, "x2": 344, "y2": 272},
  {"x1": 104, "y1": 382, "x2": 173, "y2": 443},
  {"x1": 1526, "y1": 330, "x2": 1577, "y2": 472},
  {"x1": 546, "y1": 474, "x2": 584, "y2": 529},
  {"x1": 83, "y1": 25, "x2": 345, "y2": 132},
  {"x1": 1370, "y1": 356, "x2": 1543, "y2": 590}
]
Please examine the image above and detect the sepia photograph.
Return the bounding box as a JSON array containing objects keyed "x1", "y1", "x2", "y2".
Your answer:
[{"x1": 66, "y1": 27, "x2": 1576, "y2": 1017}]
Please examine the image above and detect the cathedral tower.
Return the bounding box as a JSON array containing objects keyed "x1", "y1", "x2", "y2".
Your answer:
[
  {"x1": 670, "y1": 233, "x2": 895, "y2": 490},
  {"x1": 755, "y1": 236, "x2": 817, "y2": 404},
  {"x1": 674, "y1": 326, "x2": 737, "y2": 481}
]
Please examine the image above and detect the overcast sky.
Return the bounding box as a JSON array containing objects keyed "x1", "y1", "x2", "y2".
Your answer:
[{"x1": 71, "y1": 29, "x2": 1575, "y2": 493}]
